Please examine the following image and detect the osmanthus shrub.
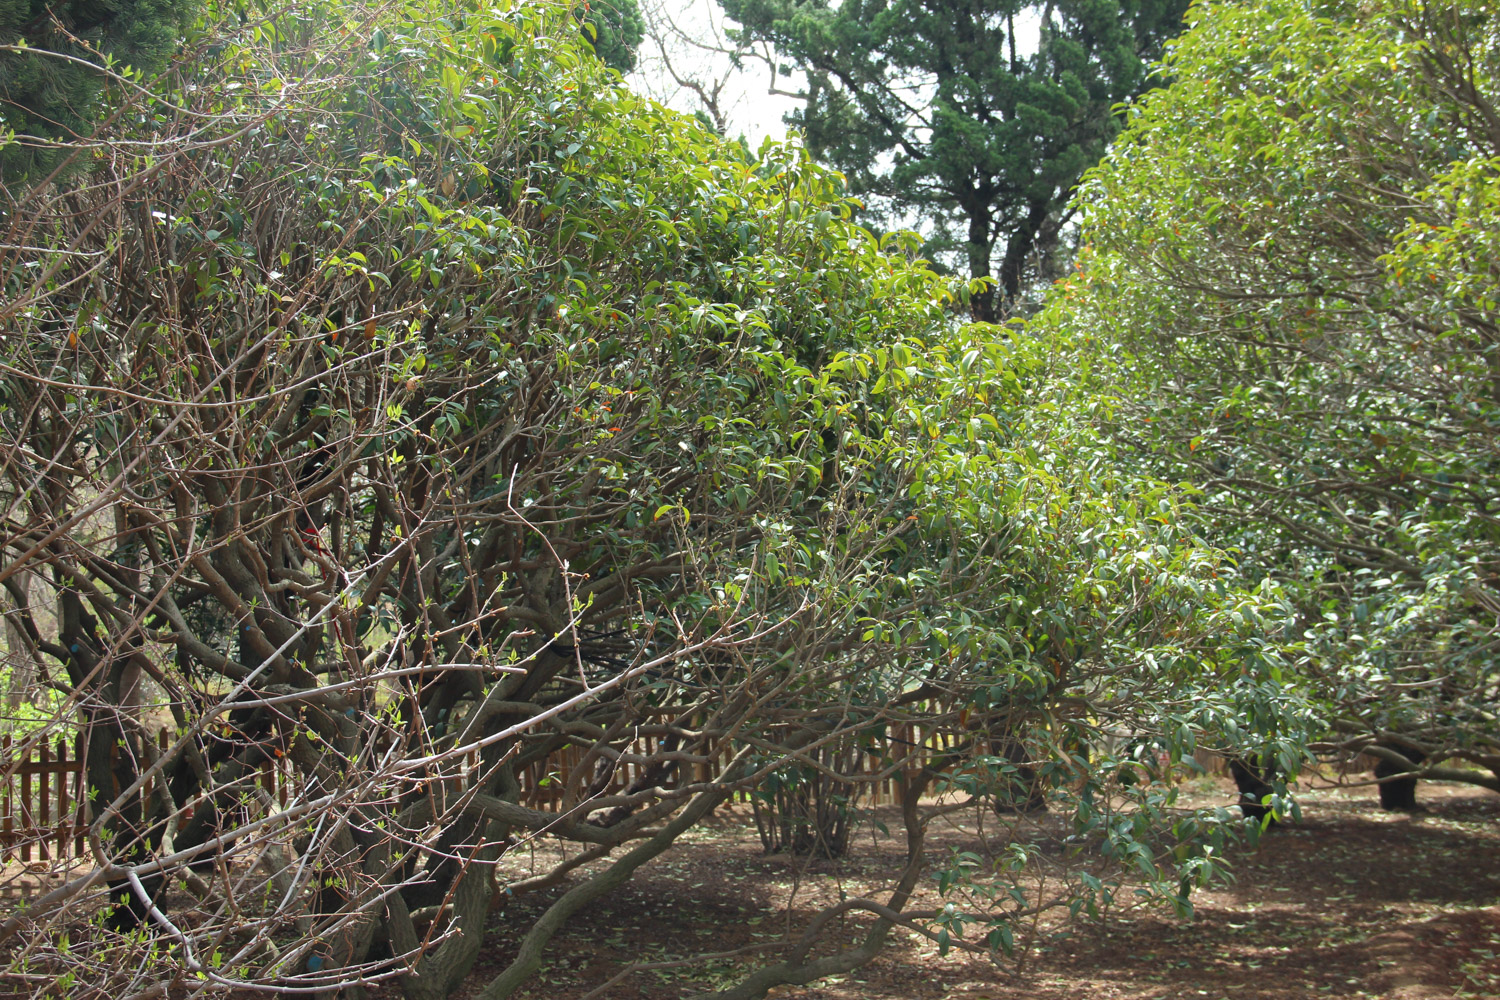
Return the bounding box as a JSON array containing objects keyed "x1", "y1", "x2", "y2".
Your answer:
[
  {"x1": 0, "y1": 1, "x2": 1297, "y2": 997},
  {"x1": 861, "y1": 320, "x2": 1308, "y2": 949},
  {"x1": 1042, "y1": 0, "x2": 1500, "y2": 794}
]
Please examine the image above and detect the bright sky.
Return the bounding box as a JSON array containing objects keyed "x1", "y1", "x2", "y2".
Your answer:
[
  {"x1": 625, "y1": 0, "x2": 803, "y2": 147},
  {"x1": 624, "y1": 1, "x2": 1045, "y2": 150}
]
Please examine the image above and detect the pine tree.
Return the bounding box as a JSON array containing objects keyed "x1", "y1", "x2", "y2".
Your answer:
[
  {"x1": 1, "y1": 0, "x2": 197, "y2": 185},
  {"x1": 578, "y1": 0, "x2": 645, "y2": 74},
  {"x1": 720, "y1": 0, "x2": 1189, "y2": 320}
]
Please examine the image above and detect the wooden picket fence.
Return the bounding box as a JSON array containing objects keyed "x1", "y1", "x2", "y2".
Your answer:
[
  {"x1": 2, "y1": 723, "x2": 956, "y2": 862},
  {"x1": 515, "y1": 722, "x2": 950, "y2": 813},
  {"x1": 1, "y1": 733, "x2": 83, "y2": 863}
]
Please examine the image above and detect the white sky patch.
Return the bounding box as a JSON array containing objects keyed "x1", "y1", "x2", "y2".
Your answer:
[
  {"x1": 625, "y1": 1, "x2": 1044, "y2": 150},
  {"x1": 625, "y1": 0, "x2": 803, "y2": 148}
]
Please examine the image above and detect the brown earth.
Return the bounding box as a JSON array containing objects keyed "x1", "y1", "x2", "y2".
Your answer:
[
  {"x1": 435, "y1": 778, "x2": 1500, "y2": 1000},
  {"x1": 5, "y1": 778, "x2": 1497, "y2": 999}
]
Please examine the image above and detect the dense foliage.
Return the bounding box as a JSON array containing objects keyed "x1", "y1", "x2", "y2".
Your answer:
[
  {"x1": 1039, "y1": 0, "x2": 1500, "y2": 793},
  {"x1": 0, "y1": 0, "x2": 1360, "y2": 997},
  {"x1": 718, "y1": 0, "x2": 1191, "y2": 319},
  {"x1": 0, "y1": 3, "x2": 951, "y2": 993},
  {"x1": 578, "y1": 0, "x2": 645, "y2": 71}
]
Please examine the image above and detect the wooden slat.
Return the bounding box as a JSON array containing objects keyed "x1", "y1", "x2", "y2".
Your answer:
[
  {"x1": 2, "y1": 734, "x2": 12, "y2": 862},
  {"x1": 37, "y1": 742, "x2": 50, "y2": 862},
  {"x1": 73, "y1": 732, "x2": 85, "y2": 855},
  {"x1": 55, "y1": 735, "x2": 70, "y2": 858},
  {"x1": 19, "y1": 745, "x2": 32, "y2": 863}
]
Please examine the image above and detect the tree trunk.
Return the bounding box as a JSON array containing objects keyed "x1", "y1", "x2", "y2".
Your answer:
[
  {"x1": 688, "y1": 767, "x2": 936, "y2": 1000},
  {"x1": 996, "y1": 197, "x2": 1051, "y2": 311},
  {"x1": 2, "y1": 570, "x2": 38, "y2": 712},
  {"x1": 966, "y1": 203, "x2": 997, "y2": 323},
  {"x1": 472, "y1": 775, "x2": 737, "y2": 1000}
]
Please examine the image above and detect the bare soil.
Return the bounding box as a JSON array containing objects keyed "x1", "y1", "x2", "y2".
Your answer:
[
  {"x1": 442, "y1": 778, "x2": 1500, "y2": 1000},
  {"x1": 6, "y1": 778, "x2": 1497, "y2": 999}
]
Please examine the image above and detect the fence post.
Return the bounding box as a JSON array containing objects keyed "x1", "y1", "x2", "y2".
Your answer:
[
  {"x1": 37, "y1": 741, "x2": 51, "y2": 862},
  {"x1": 2, "y1": 734, "x2": 12, "y2": 863},
  {"x1": 19, "y1": 741, "x2": 32, "y2": 864},
  {"x1": 74, "y1": 732, "x2": 86, "y2": 856},
  {"x1": 56, "y1": 734, "x2": 70, "y2": 860}
]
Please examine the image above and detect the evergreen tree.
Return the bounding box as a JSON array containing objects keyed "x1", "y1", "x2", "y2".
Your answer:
[
  {"x1": 0, "y1": 0, "x2": 196, "y2": 185},
  {"x1": 578, "y1": 0, "x2": 644, "y2": 73},
  {"x1": 719, "y1": 0, "x2": 1189, "y2": 320}
]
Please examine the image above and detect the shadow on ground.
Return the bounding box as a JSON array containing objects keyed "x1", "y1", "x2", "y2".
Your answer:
[{"x1": 383, "y1": 781, "x2": 1500, "y2": 1000}]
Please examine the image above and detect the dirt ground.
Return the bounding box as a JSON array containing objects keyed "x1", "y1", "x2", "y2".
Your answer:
[
  {"x1": 5, "y1": 777, "x2": 1497, "y2": 999},
  {"x1": 435, "y1": 777, "x2": 1500, "y2": 1000}
]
